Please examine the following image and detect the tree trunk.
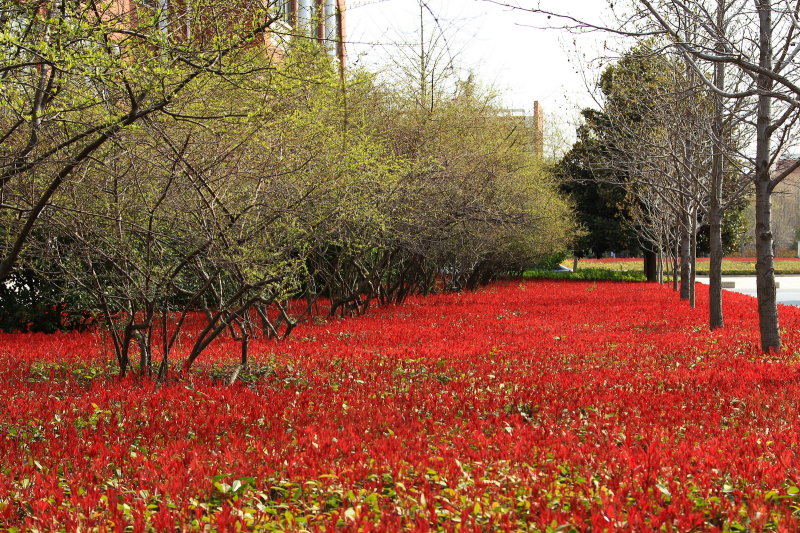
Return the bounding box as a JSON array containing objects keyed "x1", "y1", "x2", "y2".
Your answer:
[
  {"x1": 754, "y1": 0, "x2": 780, "y2": 353},
  {"x1": 673, "y1": 233, "x2": 679, "y2": 292},
  {"x1": 158, "y1": 305, "x2": 169, "y2": 380},
  {"x1": 754, "y1": 179, "x2": 780, "y2": 352},
  {"x1": 690, "y1": 209, "x2": 697, "y2": 309},
  {"x1": 226, "y1": 335, "x2": 249, "y2": 386},
  {"x1": 708, "y1": 206, "x2": 724, "y2": 328},
  {"x1": 135, "y1": 331, "x2": 150, "y2": 378},
  {"x1": 708, "y1": 0, "x2": 726, "y2": 330},
  {"x1": 680, "y1": 216, "x2": 691, "y2": 300},
  {"x1": 657, "y1": 243, "x2": 663, "y2": 284},
  {"x1": 644, "y1": 250, "x2": 657, "y2": 281}
]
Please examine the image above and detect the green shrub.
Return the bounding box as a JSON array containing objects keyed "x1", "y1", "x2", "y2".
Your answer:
[
  {"x1": 523, "y1": 268, "x2": 646, "y2": 282},
  {"x1": 527, "y1": 250, "x2": 570, "y2": 272}
]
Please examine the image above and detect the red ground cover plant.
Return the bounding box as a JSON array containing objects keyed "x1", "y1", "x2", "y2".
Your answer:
[{"x1": 2, "y1": 280, "x2": 800, "y2": 531}]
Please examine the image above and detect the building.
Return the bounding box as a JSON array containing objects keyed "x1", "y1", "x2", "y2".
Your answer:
[
  {"x1": 275, "y1": 0, "x2": 346, "y2": 69},
  {"x1": 501, "y1": 101, "x2": 545, "y2": 158},
  {"x1": 95, "y1": 1, "x2": 346, "y2": 68}
]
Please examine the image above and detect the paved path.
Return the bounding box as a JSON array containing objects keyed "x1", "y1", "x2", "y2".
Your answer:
[{"x1": 696, "y1": 275, "x2": 800, "y2": 307}]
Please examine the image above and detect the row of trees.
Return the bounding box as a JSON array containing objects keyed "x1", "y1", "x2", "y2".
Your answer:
[
  {"x1": 561, "y1": 44, "x2": 750, "y2": 303},
  {"x1": 512, "y1": 0, "x2": 800, "y2": 352},
  {"x1": 0, "y1": 0, "x2": 571, "y2": 377}
]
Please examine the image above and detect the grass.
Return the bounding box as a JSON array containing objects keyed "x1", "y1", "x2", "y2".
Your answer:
[
  {"x1": 565, "y1": 257, "x2": 800, "y2": 275},
  {"x1": 525, "y1": 268, "x2": 647, "y2": 282}
]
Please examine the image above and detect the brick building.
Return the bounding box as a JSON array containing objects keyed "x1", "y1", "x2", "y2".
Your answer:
[
  {"x1": 93, "y1": 0, "x2": 346, "y2": 67},
  {"x1": 274, "y1": 0, "x2": 346, "y2": 68},
  {"x1": 502, "y1": 101, "x2": 545, "y2": 159}
]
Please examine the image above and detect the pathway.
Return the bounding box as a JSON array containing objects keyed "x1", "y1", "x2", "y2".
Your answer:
[{"x1": 696, "y1": 275, "x2": 800, "y2": 307}]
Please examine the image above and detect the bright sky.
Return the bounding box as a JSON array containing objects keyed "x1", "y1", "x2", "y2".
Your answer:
[{"x1": 346, "y1": 0, "x2": 617, "y2": 124}]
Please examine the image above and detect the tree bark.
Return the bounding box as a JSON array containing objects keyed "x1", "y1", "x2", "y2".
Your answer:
[
  {"x1": 690, "y1": 209, "x2": 697, "y2": 309},
  {"x1": 708, "y1": 0, "x2": 726, "y2": 330},
  {"x1": 754, "y1": 0, "x2": 781, "y2": 353},
  {"x1": 134, "y1": 331, "x2": 150, "y2": 378},
  {"x1": 708, "y1": 206, "x2": 724, "y2": 328},
  {"x1": 754, "y1": 179, "x2": 780, "y2": 351},
  {"x1": 680, "y1": 215, "x2": 691, "y2": 300},
  {"x1": 657, "y1": 244, "x2": 663, "y2": 284},
  {"x1": 227, "y1": 335, "x2": 249, "y2": 386},
  {"x1": 644, "y1": 250, "x2": 657, "y2": 281},
  {"x1": 673, "y1": 232, "x2": 679, "y2": 292}
]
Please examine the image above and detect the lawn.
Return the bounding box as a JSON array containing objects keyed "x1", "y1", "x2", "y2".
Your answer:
[
  {"x1": 3, "y1": 280, "x2": 800, "y2": 531},
  {"x1": 568, "y1": 257, "x2": 800, "y2": 275}
]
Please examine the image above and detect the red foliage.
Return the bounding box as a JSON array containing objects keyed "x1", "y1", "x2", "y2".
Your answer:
[
  {"x1": 2, "y1": 280, "x2": 800, "y2": 530},
  {"x1": 693, "y1": 257, "x2": 800, "y2": 263}
]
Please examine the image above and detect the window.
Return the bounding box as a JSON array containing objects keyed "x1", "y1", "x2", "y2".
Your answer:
[
  {"x1": 140, "y1": 0, "x2": 169, "y2": 33},
  {"x1": 276, "y1": 0, "x2": 291, "y2": 24}
]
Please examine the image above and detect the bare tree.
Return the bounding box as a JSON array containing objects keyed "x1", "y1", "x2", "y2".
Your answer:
[
  {"x1": 29, "y1": 40, "x2": 357, "y2": 379},
  {"x1": 0, "y1": 0, "x2": 280, "y2": 281},
  {"x1": 487, "y1": 0, "x2": 800, "y2": 350}
]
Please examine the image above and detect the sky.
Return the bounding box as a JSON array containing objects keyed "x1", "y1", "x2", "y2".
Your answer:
[{"x1": 345, "y1": 0, "x2": 618, "y2": 126}]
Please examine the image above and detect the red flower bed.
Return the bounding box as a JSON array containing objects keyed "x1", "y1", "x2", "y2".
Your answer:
[
  {"x1": 2, "y1": 280, "x2": 800, "y2": 531},
  {"x1": 694, "y1": 257, "x2": 800, "y2": 263},
  {"x1": 576, "y1": 257, "x2": 641, "y2": 263}
]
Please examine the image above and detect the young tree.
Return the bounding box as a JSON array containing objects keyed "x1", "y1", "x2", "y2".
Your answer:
[
  {"x1": 489, "y1": 0, "x2": 798, "y2": 348},
  {"x1": 302, "y1": 1, "x2": 573, "y2": 313},
  {"x1": 29, "y1": 34, "x2": 381, "y2": 379},
  {"x1": 0, "y1": 0, "x2": 279, "y2": 281}
]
